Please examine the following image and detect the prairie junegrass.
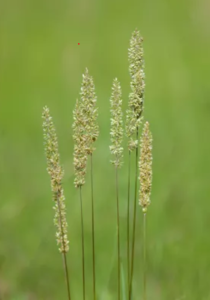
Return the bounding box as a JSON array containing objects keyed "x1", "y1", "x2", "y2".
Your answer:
[
  {"x1": 110, "y1": 78, "x2": 123, "y2": 300},
  {"x1": 126, "y1": 29, "x2": 145, "y2": 300},
  {"x1": 42, "y1": 29, "x2": 152, "y2": 300},
  {"x1": 42, "y1": 106, "x2": 71, "y2": 300},
  {"x1": 139, "y1": 121, "x2": 153, "y2": 300},
  {"x1": 72, "y1": 98, "x2": 87, "y2": 300},
  {"x1": 79, "y1": 68, "x2": 99, "y2": 300},
  {"x1": 73, "y1": 68, "x2": 99, "y2": 300}
]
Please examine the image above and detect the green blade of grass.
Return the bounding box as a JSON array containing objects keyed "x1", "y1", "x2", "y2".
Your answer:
[{"x1": 121, "y1": 262, "x2": 126, "y2": 300}]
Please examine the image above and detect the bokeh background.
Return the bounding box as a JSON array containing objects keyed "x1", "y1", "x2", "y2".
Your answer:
[{"x1": 0, "y1": 0, "x2": 210, "y2": 299}]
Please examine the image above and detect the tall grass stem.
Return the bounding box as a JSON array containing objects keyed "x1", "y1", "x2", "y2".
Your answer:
[
  {"x1": 80, "y1": 186, "x2": 86, "y2": 300},
  {"x1": 90, "y1": 154, "x2": 96, "y2": 300},
  {"x1": 57, "y1": 195, "x2": 71, "y2": 300},
  {"x1": 115, "y1": 167, "x2": 121, "y2": 300},
  {"x1": 62, "y1": 253, "x2": 71, "y2": 300},
  {"x1": 127, "y1": 151, "x2": 131, "y2": 298},
  {"x1": 129, "y1": 129, "x2": 139, "y2": 300},
  {"x1": 143, "y1": 212, "x2": 147, "y2": 300}
]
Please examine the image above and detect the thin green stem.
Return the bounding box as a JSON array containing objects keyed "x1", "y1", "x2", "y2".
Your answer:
[
  {"x1": 80, "y1": 186, "x2": 86, "y2": 300},
  {"x1": 129, "y1": 128, "x2": 139, "y2": 300},
  {"x1": 100, "y1": 229, "x2": 118, "y2": 300},
  {"x1": 127, "y1": 151, "x2": 131, "y2": 298},
  {"x1": 90, "y1": 154, "x2": 96, "y2": 300},
  {"x1": 143, "y1": 212, "x2": 147, "y2": 300},
  {"x1": 62, "y1": 253, "x2": 71, "y2": 300},
  {"x1": 115, "y1": 166, "x2": 121, "y2": 300},
  {"x1": 56, "y1": 191, "x2": 71, "y2": 300}
]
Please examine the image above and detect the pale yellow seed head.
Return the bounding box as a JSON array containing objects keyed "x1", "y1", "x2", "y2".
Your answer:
[
  {"x1": 110, "y1": 78, "x2": 123, "y2": 168},
  {"x1": 80, "y1": 68, "x2": 99, "y2": 155},
  {"x1": 73, "y1": 69, "x2": 99, "y2": 187},
  {"x1": 72, "y1": 99, "x2": 88, "y2": 188},
  {"x1": 126, "y1": 29, "x2": 145, "y2": 152},
  {"x1": 42, "y1": 106, "x2": 69, "y2": 253},
  {"x1": 128, "y1": 28, "x2": 144, "y2": 79},
  {"x1": 139, "y1": 121, "x2": 153, "y2": 212}
]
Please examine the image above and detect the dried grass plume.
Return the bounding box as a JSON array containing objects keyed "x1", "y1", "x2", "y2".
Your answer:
[
  {"x1": 72, "y1": 99, "x2": 88, "y2": 188},
  {"x1": 126, "y1": 29, "x2": 145, "y2": 151},
  {"x1": 80, "y1": 68, "x2": 99, "y2": 155},
  {"x1": 139, "y1": 121, "x2": 153, "y2": 212},
  {"x1": 42, "y1": 106, "x2": 69, "y2": 253},
  {"x1": 110, "y1": 78, "x2": 123, "y2": 168}
]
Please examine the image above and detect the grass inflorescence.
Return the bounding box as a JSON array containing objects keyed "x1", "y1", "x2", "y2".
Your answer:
[
  {"x1": 110, "y1": 78, "x2": 124, "y2": 300},
  {"x1": 42, "y1": 106, "x2": 71, "y2": 300}
]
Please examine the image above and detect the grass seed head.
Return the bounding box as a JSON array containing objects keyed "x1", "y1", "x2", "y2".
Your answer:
[
  {"x1": 72, "y1": 99, "x2": 88, "y2": 188},
  {"x1": 128, "y1": 28, "x2": 144, "y2": 79},
  {"x1": 139, "y1": 121, "x2": 153, "y2": 212},
  {"x1": 126, "y1": 29, "x2": 145, "y2": 151},
  {"x1": 110, "y1": 78, "x2": 124, "y2": 168},
  {"x1": 42, "y1": 106, "x2": 69, "y2": 253},
  {"x1": 80, "y1": 68, "x2": 99, "y2": 155}
]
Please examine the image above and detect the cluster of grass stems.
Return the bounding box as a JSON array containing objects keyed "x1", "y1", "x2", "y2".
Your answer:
[{"x1": 42, "y1": 29, "x2": 152, "y2": 300}]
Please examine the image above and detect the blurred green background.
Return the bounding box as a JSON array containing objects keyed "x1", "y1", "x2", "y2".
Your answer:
[{"x1": 0, "y1": 0, "x2": 210, "y2": 299}]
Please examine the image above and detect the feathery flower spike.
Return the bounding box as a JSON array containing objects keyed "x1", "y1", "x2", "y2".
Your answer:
[
  {"x1": 79, "y1": 68, "x2": 99, "y2": 300},
  {"x1": 128, "y1": 29, "x2": 145, "y2": 78},
  {"x1": 126, "y1": 29, "x2": 145, "y2": 151},
  {"x1": 72, "y1": 99, "x2": 88, "y2": 188},
  {"x1": 42, "y1": 106, "x2": 69, "y2": 253},
  {"x1": 127, "y1": 30, "x2": 146, "y2": 300},
  {"x1": 110, "y1": 78, "x2": 123, "y2": 300},
  {"x1": 80, "y1": 68, "x2": 99, "y2": 155},
  {"x1": 73, "y1": 98, "x2": 87, "y2": 300},
  {"x1": 139, "y1": 121, "x2": 153, "y2": 212},
  {"x1": 110, "y1": 78, "x2": 124, "y2": 168}
]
